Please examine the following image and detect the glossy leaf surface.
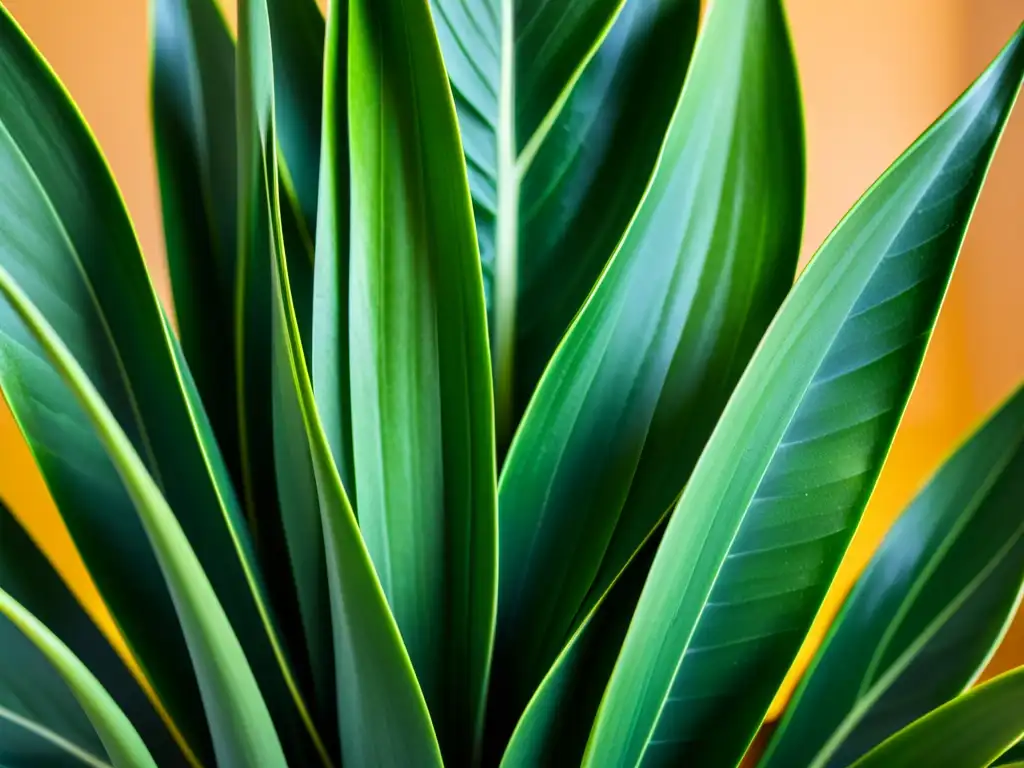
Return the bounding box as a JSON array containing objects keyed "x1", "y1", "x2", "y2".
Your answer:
[
  {"x1": 761, "y1": 384, "x2": 1024, "y2": 768},
  {"x1": 260, "y1": 3, "x2": 443, "y2": 757},
  {"x1": 348, "y1": 0, "x2": 497, "y2": 760},
  {"x1": 994, "y1": 740, "x2": 1024, "y2": 766},
  {"x1": 151, "y1": 0, "x2": 240, "y2": 489},
  {"x1": 493, "y1": 0, "x2": 803, "y2": 736},
  {"x1": 511, "y1": 0, "x2": 699, "y2": 420},
  {"x1": 0, "y1": 263, "x2": 286, "y2": 767},
  {"x1": 586, "y1": 22, "x2": 1024, "y2": 768},
  {"x1": 0, "y1": 501, "x2": 184, "y2": 764},
  {"x1": 0, "y1": 588, "x2": 157, "y2": 768},
  {"x1": 431, "y1": 0, "x2": 631, "y2": 440},
  {"x1": 850, "y1": 666, "x2": 1024, "y2": 768}
]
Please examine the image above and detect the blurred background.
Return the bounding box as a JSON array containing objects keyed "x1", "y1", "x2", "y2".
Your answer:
[{"x1": 0, "y1": 0, "x2": 1022, "y2": 714}]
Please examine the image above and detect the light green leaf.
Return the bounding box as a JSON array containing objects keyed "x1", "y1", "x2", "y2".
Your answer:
[
  {"x1": 258, "y1": 4, "x2": 443, "y2": 760},
  {"x1": 492, "y1": 0, "x2": 803, "y2": 739},
  {"x1": 347, "y1": 0, "x2": 498, "y2": 761},
  {"x1": 0, "y1": 500, "x2": 185, "y2": 764},
  {"x1": 994, "y1": 739, "x2": 1024, "y2": 766},
  {"x1": 585, "y1": 20, "x2": 1024, "y2": 768},
  {"x1": 311, "y1": 0, "x2": 353, "y2": 496},
  {"x1": 0, "y1": 263, "x2": 286, "y2": 767},
  {"x1": 430, "y1": 0, "x2": 631, "y2": 441},
  {"x1": 851, "y1": 666, "x2": 1024, "y2": 768},
  {"x1": 761, "y1": 383, "x2": 1024, "y2": 768},
  {"x1": 0, "y1": 588, "x2": 157, "y2": 768}
]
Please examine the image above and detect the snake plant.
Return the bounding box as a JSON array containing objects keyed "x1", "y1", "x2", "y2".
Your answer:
[{"x1": 0, "y1": 0, "x2": 1022, "y2": 765}]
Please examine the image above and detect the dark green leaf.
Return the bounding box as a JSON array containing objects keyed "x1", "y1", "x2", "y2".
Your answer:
[
  {"x1": 0, "y1": 500, "x2": 185, "y2": 764},
  {"x1": 513, "y1": 0, "x2": 700, "y2": 422},
  {"x1": 431, "y1": 0, "x2": 630, "y2": 441},
  {"x1": 151, "y1": 0, "x2": 240, "y2": 493},
  {"x1": 0, "y1": 587, "x2": 157, "y2": 768},
  {"x1": 586, "y1": 20, "x2": 1024, "y2": 768},
  {"x1": 492, "y1": 0, "x2": 802, "y2": 740},
  {"x1": 850, "y1": 666, "x2": 1024, "y2": 768},
  {"x1": 0, "y1": 262, "x2": 286, "y2": 767},
  {"x1": 761, "y1": 384, "x2": 1024, "y2": 768},
  {"x1": 347, "y1": 0, "x2": 498, "y2": 760}
]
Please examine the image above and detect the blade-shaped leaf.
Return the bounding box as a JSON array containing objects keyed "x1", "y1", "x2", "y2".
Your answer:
[
  {"x1": 513, "y1": 0, "x2": 700, "y2": 423},
  {"x1": 0, "y1": 588, "x2": 157, "y2": 768},
  {"x1": 431, "y1": 0, "x2": 631, "y2": 441},
  {"x1": 311, "y1": 0, "x2": 353, "y2": 497},
  {"x1": 151, "y1": 0, "x2": 240, "y2": 493},
  {"x1": 347, "y1": 0, "x2": 498, "y2": 761},
  {"x1": 0, "y1": 501, "x2": 187, "y2": 764},
  {"x1": 492, "y1": 0, "x2": 803, "y2": 740},
  {"x1": 760, "y1": 383, "x2": 1024, "y2": 768},
  {"x1": 585, "y1": 21, "x2": 1024, "y2": 768},
  {"x1": 994, "y1": 739, "x2": 1024, "y2": 766},
  {"x1": 256, "y1": 3, "x2": 443, "y2": 759},
  {"x1": 850, "y1": 666, "x2": 1024, "y2": 768},
  {"x1": 0, "y1": 263, "x2": 286, "y2": 767}
]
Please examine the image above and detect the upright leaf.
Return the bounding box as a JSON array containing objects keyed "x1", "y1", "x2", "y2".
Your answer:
[
  {"x1": 430, "y1": 0, "x2": 631, "y2": 441},
  {"x1": 151, "y1": 0, "x2": 240, "y2": 490},
  {"x1": 586, "y1": 21, "x2": 1024, "y2": 768},
  {"x1": 0, "y1": 588, "x2": 157, "y2": 768},
  {"x1": 761, "y1": 384, "x2": 1024, "y2": 768},
  {"x1": 347, "y1": 0, "x2": 498, "y2": 759},
  {"x1": 259, "y1": 2, "x2": 443, "y2": 759},
  {"x1": 0, "y1": 264, "x2": 286, "y2": 767},
  {"x1": 850, "y1": 666, "x2": 1024, "y2": 768},
  {"x1": 0, "y1": 501, "x2": 186, "y2": 764},
  {"x1": 493, "y1": 0, "x2": 803, "y2": 739}
]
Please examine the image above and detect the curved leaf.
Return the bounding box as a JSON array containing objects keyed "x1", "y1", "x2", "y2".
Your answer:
[
  {"x1": 0, "y1": 264, "x2": 286, "y2": 767},
  {"x1": 0, "y1": 588, "x2": 157, "y2": 768},
  {"x1": 761, "y1": 383, "x2": 1024, "y2": 768},
  {"x1": 347, "y1": 0, "x2": 498, "y2": 761},
  {"x1": 585, "y1": 21, "x2": 1024, "y2": 768},
  {"x1": 492, "y1": 0, "x2": 803, "y2": 740},
  {"x1": 513, "y1": 0, "x2": 700, "y2": 421},
  {"x1": 850, "y1": 666, "x2": 1024, "y2": 768},
  {"x1": 260, "y1": 3, "x2": 443, "y2": 760},
  {"x1": 431, "y1": 0, "x2": 629, "y2": 440},
  {"x1": 151, "y1": 0, "x2": 240, "y2": 493},
  {"x1": 0, "y1": 500, "x2": 187, "y2": 764}
]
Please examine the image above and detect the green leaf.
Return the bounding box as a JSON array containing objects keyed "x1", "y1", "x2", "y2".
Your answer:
[
  {"x1": 760, "y1": 383, "x2": 1024, "y2": 768},
  {"x1": 0, "y1": 264, "x2": 286, "y2": 766},
  {"x1": 257, "y1": 4, "x2": 443, "y2": 761},
  {"x1": 430, "y1": 0, "x2": 632, "y2": 442},
  {"x1": 585, "y1": 20, "x2": 1024, "y2": 768},
  {"x1": 346, "y1": 0, "x2": 498, "y2": 761},
  {"x1": 0, "y1": 501, "x2": 185, "y2": 764},
  {"x1": 994, "y1": 739, "x2": 1024, "y2": 766},
  {"x1": 850, "y1": 666, "x2": 1024, "y2": 768},
  {"x1": 0, "y1": 588, "x2": 157, "y2": 768},
  {"x1": 499, "y1": 528, "x2": 661, "y2": 766},
  {"x1": 311, "y1": 0, "x2": 353, "y2": 497},
  {"x1": 151, "y1": 0, "x2": 241, "y2": 493},
  {"x1": 492, "y1": 0, "x2": 803, "y2": 739},
  {"x1": 267, "y1": 0, "x2": 324, "y2": 238}
]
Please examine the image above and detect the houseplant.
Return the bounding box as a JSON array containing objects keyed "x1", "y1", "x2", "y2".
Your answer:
[{"x1": 0, "y1": 0, "x2": 1022, "y2": 765}]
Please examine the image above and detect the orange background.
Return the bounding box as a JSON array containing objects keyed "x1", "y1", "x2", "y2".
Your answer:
[{"x1": 0, "y1": 0, "x2": 1022, "y2": 715}]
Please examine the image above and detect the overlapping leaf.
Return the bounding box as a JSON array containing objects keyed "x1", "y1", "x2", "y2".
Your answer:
[
  {"x1": 585, "y1": 21, "x2": 1024, "y2": 768},
  {"x1": 492, "y1": 0, "x2": 803, "y2": 743},
  {"x1": 432, "y1": 0, "x2": 650, "y2": 440},
  {"x1": 0, "y1": 501, "x2": 185, "y2": 765},
  {"x1": 346, "y1": 0, "x2": 498, "y2": 760},
  {"x1": 850, "y1": 666, "x2": 1024, "y2": 768},
  {"x1": 761, "y1": 384, "x2": 1024, "y2": 768}
]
